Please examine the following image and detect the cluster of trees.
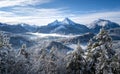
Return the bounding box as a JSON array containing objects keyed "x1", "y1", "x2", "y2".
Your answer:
[{"x1": 0, "y1": 29, "x2": 120, "y2": 74}]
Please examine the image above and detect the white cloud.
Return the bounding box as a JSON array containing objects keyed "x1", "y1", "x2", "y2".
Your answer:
[
  {"x1": 0, "y1": 11, "x2": 16, "y2": 17},
  {"x1": 0, "y1": 5, "x2": 120, "y2": 25},
  {"x1": 71, "y1": 11, "x2": 120, "y2": 25},
  {"x1": 0, "y1": 6, "x2": 69, "y2": 25},
  {"x1": 11, "y1": 7, "x2": 66, "y2": 17},
  {"x1": 0, "y1": 0, "x2": 52, "y2": 8}
]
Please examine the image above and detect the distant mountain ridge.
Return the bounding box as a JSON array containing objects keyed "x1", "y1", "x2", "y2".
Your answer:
[
  {"x1": 0, "y1": 23, "x2": 28, "y2": 33},
  {"x1": 0, "y1": 18, "x2": 120, "y2": 34},
  {"x1": 0, "y1": 23, "x2": 37, "y2": 33},
  {"x1": 37, "y1": 18, "x2": 120, "y2": 34}
]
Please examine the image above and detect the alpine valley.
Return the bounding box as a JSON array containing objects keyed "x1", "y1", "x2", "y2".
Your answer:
[{"x1": 0, "y1": 18, "x2": 120, "y2": 50}]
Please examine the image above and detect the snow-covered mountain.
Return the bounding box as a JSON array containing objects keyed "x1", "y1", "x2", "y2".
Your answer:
[
  {"x1": 0, "y1": 23, "x2": 29, "y2": 33},
  {"x1": 0, "y1": 23, "x2": 37, "y2": 33},
  {"x1": 37, "y1": 18, "x2": 89, "y2": 34},
  {"x1": 48, "y1": 18, "x2": 77, "y2": 26},
  {"x1": 87, "y1": 19, "x2": 120, "y2": 33},
  {"x1": 0, "y1": 18, "x2": 120, "y2": 35},
  {"x1": 61, "y1": 18, "x2": 77, "y2": 25},
  {"x1": 17, "y1": 23, "x2": 37, "y2": 32}
]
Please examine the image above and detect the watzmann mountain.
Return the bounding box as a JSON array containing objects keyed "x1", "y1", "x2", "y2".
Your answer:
[{"x1": 37, "y1": 18, "x2": 90, "y2": 34}]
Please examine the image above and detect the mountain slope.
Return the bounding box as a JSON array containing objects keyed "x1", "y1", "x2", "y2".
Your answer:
[{"x1": 46, "y1": 41, "x2": 73, "y2": 50}]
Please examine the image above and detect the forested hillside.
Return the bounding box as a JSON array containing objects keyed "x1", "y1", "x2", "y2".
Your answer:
[{"x1": 0, "y1": 28, "x2": 120, "y2": 74}]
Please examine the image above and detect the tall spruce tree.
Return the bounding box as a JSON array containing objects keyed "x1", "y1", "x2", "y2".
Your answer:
[
  {"x1": 86, "y1": 28, "x2": 117, "y2": 74},
  {"x1": 0, "y1": 31, "x2": 15, "y2": 74},
  {"x1": 48, "y1": 47, "x2": 58, "y2": 74},
  {"x1": 14, "y1": 44, "x2": 31, "y2": 74},
  {"x1": 66, "y1": 41, "x2": 85, "y2": 74}
]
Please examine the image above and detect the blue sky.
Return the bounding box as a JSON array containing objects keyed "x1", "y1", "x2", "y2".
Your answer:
[{"x1": 0, "y1": 0, "x2": 120, "y2": 25}]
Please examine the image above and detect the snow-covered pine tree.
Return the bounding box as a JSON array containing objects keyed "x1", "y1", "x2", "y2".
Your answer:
[
  {"x1": 30, "y1": 48, "x2": 49, "y2": 74},
  {"x1": 66, "y1": 41, "x2": 85, "y2": 74},
  {"x1": 0, "y1": 31, "x2": 15, "y2": 74},
  {"x1": 86, "y1": 28, "x2": 116, "y2": 74},
  {"x1": 48, "y1": 46, "x2": 58, "y2": 74},
  {"x1": 110, "y1": 51, "x2": 120, "y2": 74},
  {"x1": 18, "y1": 44, "x2": 29, "y2": 58},
  {"x1": 14, "y1": 44, "x2": 31, "y2": 74}
]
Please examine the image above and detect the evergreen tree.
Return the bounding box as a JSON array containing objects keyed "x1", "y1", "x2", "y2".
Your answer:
[
  {"x1": 86, "y1": 28, "x2": 117, "y2": 74},
  {"x1": 18, "y1": 44, "x2": 29, "y2": 58},
  {"x1": 110, "y1": 51, "x2": 120, "y2": 74},
  {"x1": 30, "y1": 48, "x2": 48, "y2": 74},
  {"x1": 0, "y1": 31, "x2": 15, "y2": 74},
  {"x1": 48, "y1": 47, "x2": 58, "y2": 74},
  {"x1": 66, "y1": 41, "x2": 85, "y2": 74},
  {"x1": 14, "y1": 44, "x2": 31, "y2": 74}
]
